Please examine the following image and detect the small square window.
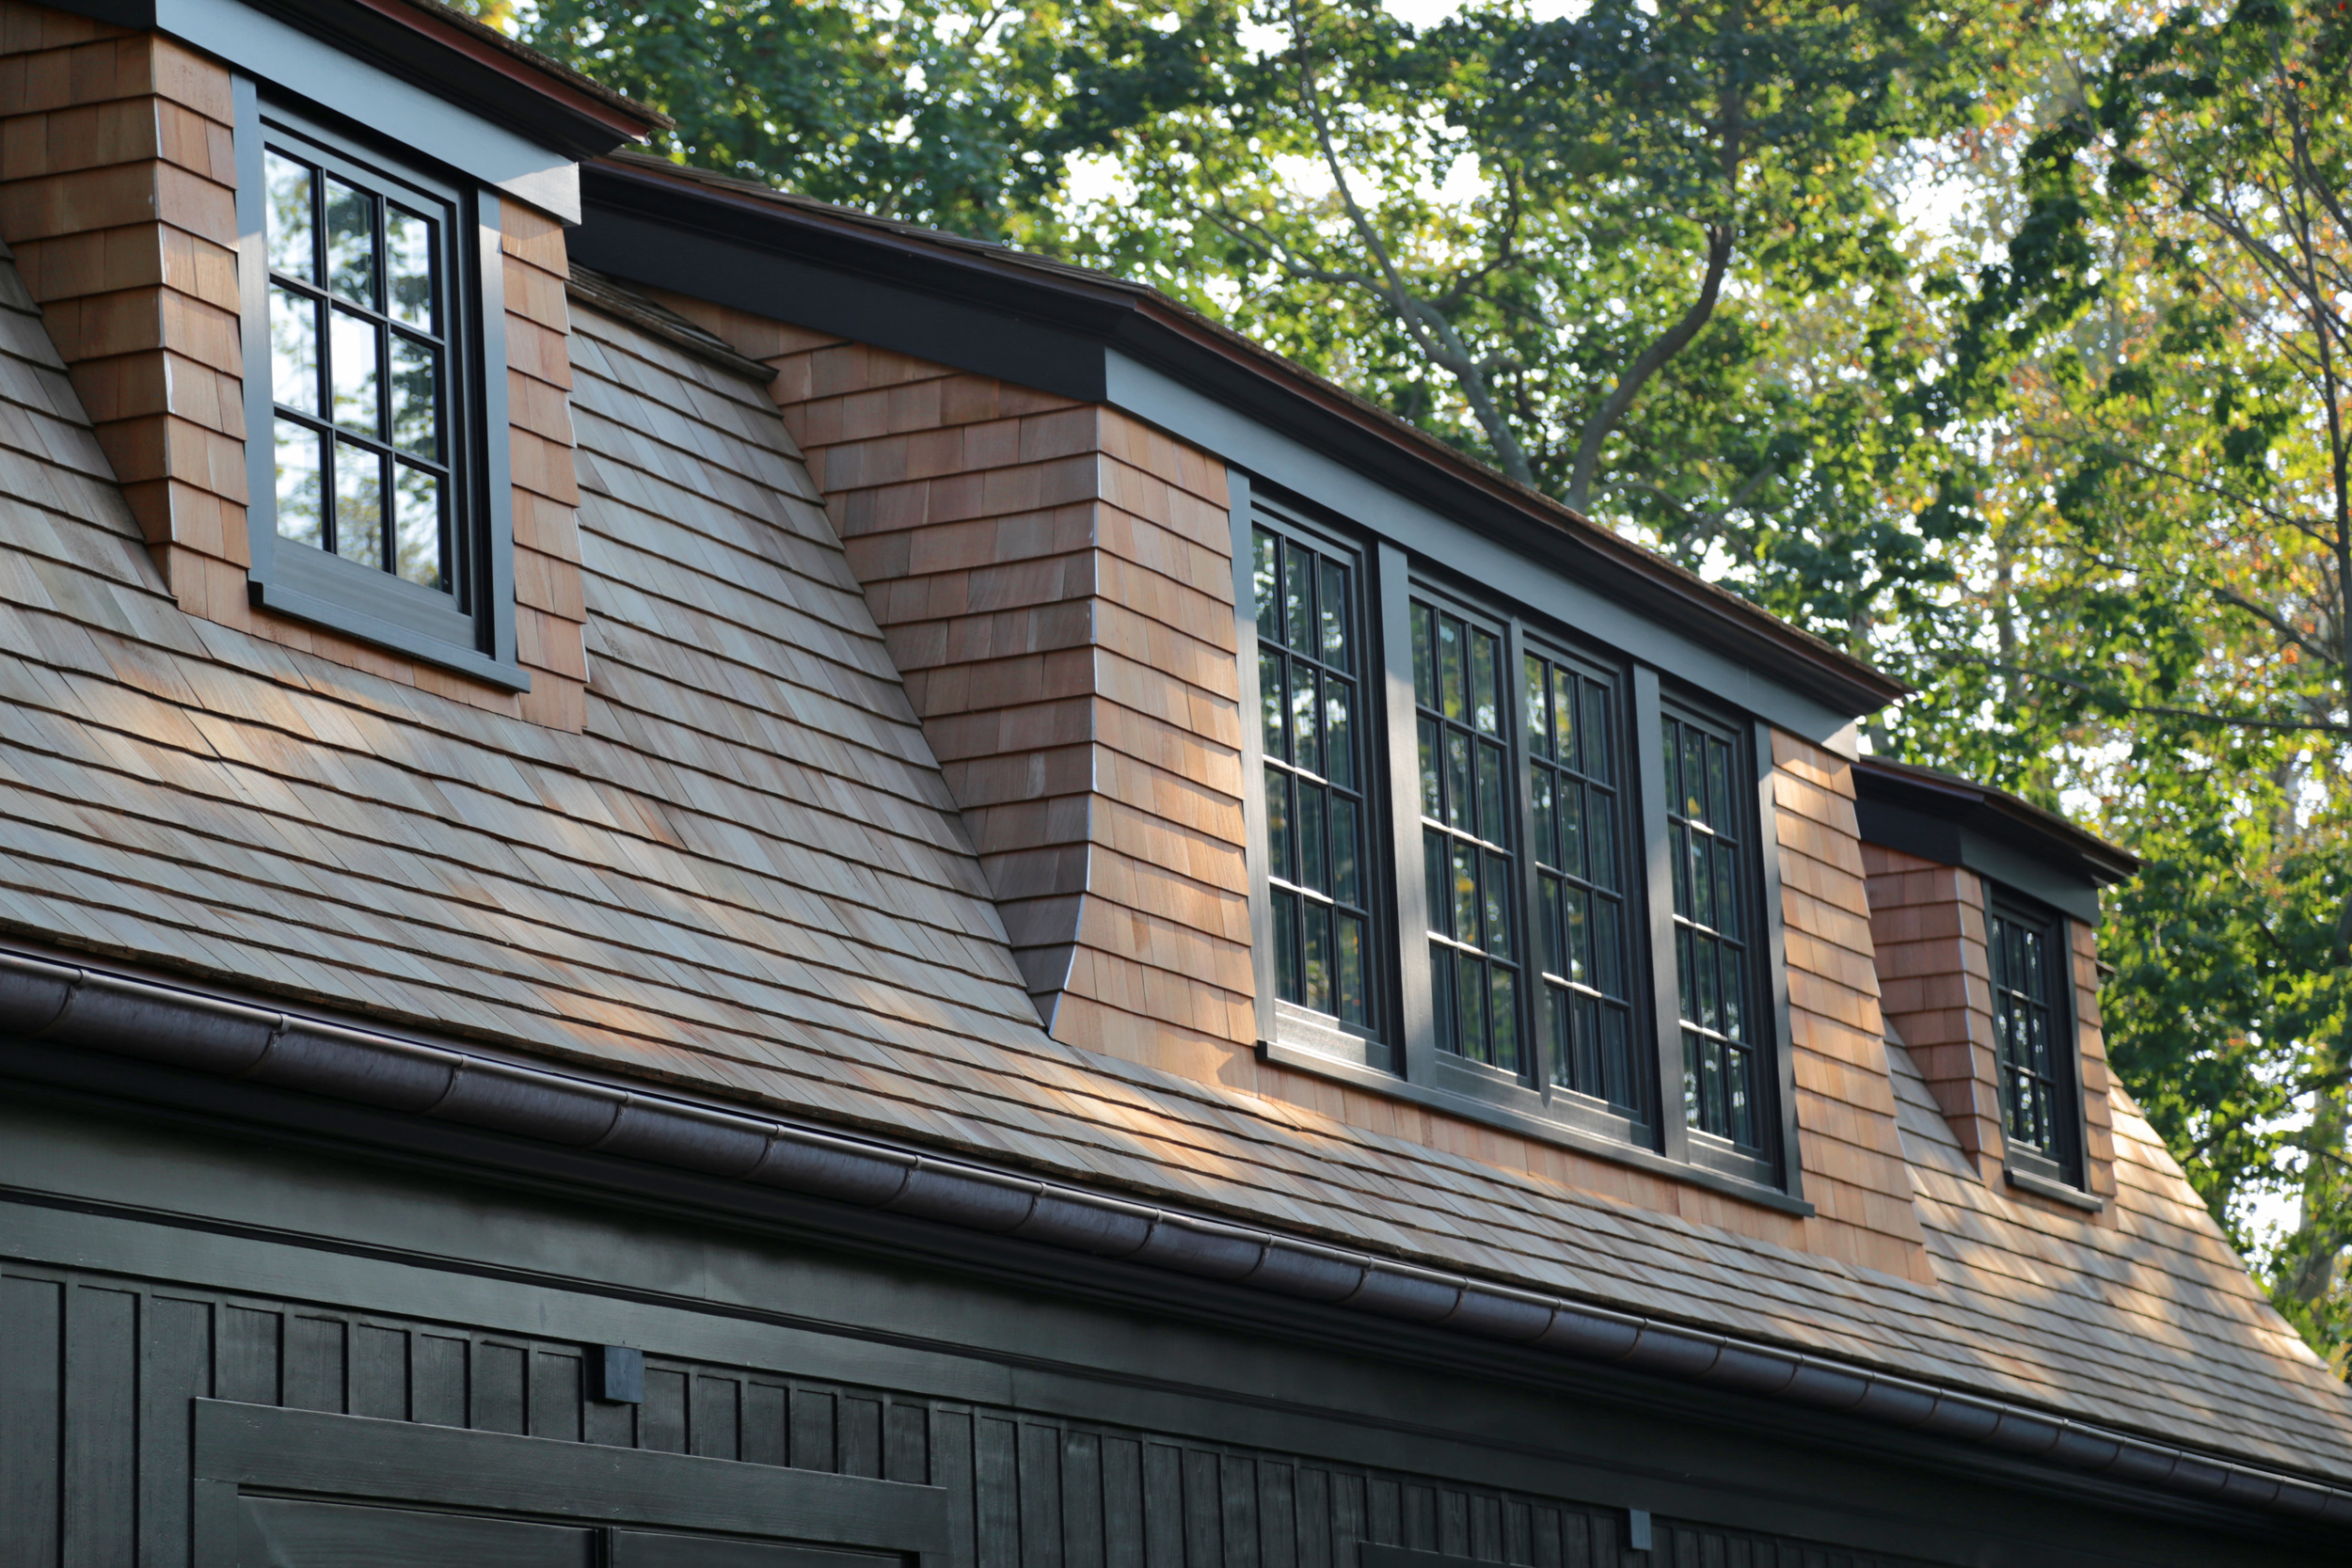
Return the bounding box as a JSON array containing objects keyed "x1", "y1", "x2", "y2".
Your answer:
[{"x1": 237, "y1": 94, "x2": 523, "y2": 689}]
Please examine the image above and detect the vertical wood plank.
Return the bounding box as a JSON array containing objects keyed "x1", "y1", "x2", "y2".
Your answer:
[
  {"x1": 532, "y1": 1352, "x2": 582, "y2": 1442},
  {"x1": 413, "y1": 1335, "x2": 468, "y2": 1427},
  {"x1": 64, "y1": 1285, "x2": 137, "y2": 1568},
  {"x1": 975, "y1": 1417, "x2": 1018, "y2": 1568},
  {"x1": 1257, "y1": 1462, "x2": 1295, "y2": 1568},
  {"x1": 839, "y1": 1396, "x2": 882, "y2": 1479},
  {"x1": 932, "y1": 1407, "x2": 976, "y2": 1568},
  {"x1": 1330, "y1": 1473, "x2": 1367, "y2": 1564},
  {"x1": 790, "y1": 1389, "x2": 837, "y2": 1473},
  {"x1": 584, "y1": 1389, "x2": 636, "y2": 1450},
  {"x1": 215, "y1": 1308, "x2": 279, "y2": 1406},
  {"x1": 1217, "y1": 1455, "x2": 1257, "y2": 1568},
  {"x1": 1100, "y1": 1433, "x2": 1144, "y2": 1568},
  {"x1": 1140, "y1": 1443, "x2": 1184, "y2": 1568},
  {"x1": 473, "y1": 1342, "x2": 526, "y2": 1434},
  {"x1": 691, "y1": 1376, "x2": 740, "y2": 1460},
  {"x1": 1367, "y1": 1479, "x2": 1401, "y2": 1549},
  {"x1": 1181, "y1": 1449, "x2": 1220, "y2": 1568},
  {"x1": 1403, "y1": 1485, "x2": 1437, "y2": 1553},
  {"x1": 283, "y1": 1316, "x2": 345, "y2": 1413},
  {"x1": 1017, "y1": 1422, "x2": 1063, "y2": 1568},
  {"x1": 1295, "y1": 1467, "x2": 1331, "y2": 1568},
  {"x1": 141, "y1": 1296, "x2": 210, "y2": 1568},
  {"x1": 640, "y1": 1369, "x2": 687, "y2": 1453},
  {"x1": 1, "y1": 1275, "x2": 65, "y2": 1568},
  {"x1": 350, "y1": 1325, "x2": 407, "y2": 1420},
  {"x1": 1063, "y1": 1430, "x2": 1104, "y2": 1568},
  {"x1": 883, "y1": 1401, "x2": 928, "y2": 1485},
  {"x1": 742, "y1": 1383, "x2": 787, "y2": 1468}
]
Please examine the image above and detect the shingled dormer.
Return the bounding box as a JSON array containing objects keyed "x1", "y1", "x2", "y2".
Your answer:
[{"x1": 0, "y1": 0, "x2": 662, "y2": 726}]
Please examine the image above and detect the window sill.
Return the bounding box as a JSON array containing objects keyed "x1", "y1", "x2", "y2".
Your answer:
[
  {"x1": 252, "y1": 550, "x2": 530, "y2": 693},
  {"x1": 2004, "y1": 1164, "x2": 2104, "y2": 1212},
  {"x1": 1256, "y1": 1036, "x2": 1815, "y2": 1219}
]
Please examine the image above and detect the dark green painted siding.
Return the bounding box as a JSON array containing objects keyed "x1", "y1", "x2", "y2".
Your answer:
[{"x1": 0, "y1": 1259, "x2": 1922, "y2": 1568}]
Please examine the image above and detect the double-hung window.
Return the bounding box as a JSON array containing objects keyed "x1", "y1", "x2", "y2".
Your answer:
[
  {"x1": 236, "y1": 95, "x2": 521, "y2": 688},
  {"x1": 1988, "y1": 896, "x2": 2083, "y2": 1186},
  {"x1": 1242, "y1": 498, "x2": 1795, "y2": 1197}
]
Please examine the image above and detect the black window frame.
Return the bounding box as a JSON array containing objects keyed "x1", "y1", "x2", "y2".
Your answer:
[
  {"x1": 1986, "y1": 891, "x2": 2086, "y2": 1189},
  {"x1": 234, "y1": 84, "x2": 525, "y2": 690},
  {"x1": 1236, "y1": 477, "x2": 1804, "y2": 1207}
]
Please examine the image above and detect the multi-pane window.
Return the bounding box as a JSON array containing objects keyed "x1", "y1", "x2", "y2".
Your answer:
[
  {"x1": 263, "y1": 138, "x2": 457, "y2": 594},
  {"x1": 1255, "y1": 528, "x2": 1374, "y2": 1026},
  {"x1": 1989, "y1": 903, "x2": 2070, "y2": 1167},
  {"x1": 1413, "y1": 599, "x2": 1521, "y2": 1072},
  {"x1": 1525, "y1": 649, "x2": 1638, "y2": 1114},
  {"x1": 1662, "y1": 710, "x2": 1761, "y2": 1150}
]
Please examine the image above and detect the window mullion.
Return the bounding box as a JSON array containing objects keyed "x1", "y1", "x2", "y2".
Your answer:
[
  {"x1": 1375, "y1": 539, "x2": 1436, "y2": 1084},
  {"x1": 1631, "y1": 667, "x2": 1690, "y2": 1164}
]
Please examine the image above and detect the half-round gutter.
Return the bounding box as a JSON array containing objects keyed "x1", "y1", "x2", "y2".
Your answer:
[{"x1": 1, "y1": 949, "x2": 2344, "y2": 1528}]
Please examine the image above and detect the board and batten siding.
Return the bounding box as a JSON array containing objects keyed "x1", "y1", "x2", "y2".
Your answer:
[{"x1": 0, "y1": 1257, "x2": 1937, "y2": 1568}]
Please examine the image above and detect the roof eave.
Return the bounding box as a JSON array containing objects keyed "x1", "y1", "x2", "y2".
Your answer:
[
  {"x1": 1852, "y1": 758, "x2": 2141, "y2": 887},
  {"x1": 580, "y1": 156, "x2": 1907, "y2": 721}
]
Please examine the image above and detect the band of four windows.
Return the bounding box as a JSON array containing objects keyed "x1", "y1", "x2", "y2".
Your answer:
[{"x1": 1253, "y1": 509, "x2": 1773, "y2": 1159}]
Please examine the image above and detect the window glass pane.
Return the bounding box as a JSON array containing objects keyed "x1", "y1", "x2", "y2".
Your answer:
[
  {"x1": 1411, "y1": 602, "x2": 1435, "y2": 708},
  {"x1": 1438, "y1": 613, "x2": 1465, "y2": 721},
  {"x1": 1297, "y1": 782, "x2": 1327, "y2": 893},
  {"x1": 1274, "y1": 890, "x2": 1300, "y2": 1004},
  {"x1": 1304, "y1": 901, "x2": 1332, "y2": 1014},
  {"x1": 1483, "y1": 849, "x2": 1512, "y2": 958},
  {"x1": 1289, "y1": 663, "x2": 1320, "y2": 777},
  {"x1": 264, "y1": 153, "x2": 315, "y2": 282},
  {"x1": 1444, "y1": 731, "x2": 1471, "y2": 832},
  {"x1": 1423, "y1": 829, "x2": 1448, "y2": 935},
  {"x1": 1264, "y1": 764, "x2": 1293, "y2": 881},
  {"x1": 1470, "y1": 627, "x2": 1500, "y2": 736},
  {"x1": 332, "y1": 440, "x2": 385, "y2": 570},
  {"x1": 1524, "y1": 655, "x2": 1549, "y2": 758},
  {"x1": 1456, "y1": 949, "x2": 1486, "y2": 1056},
  {"x1": 393, "y1": 465, "x2": 445, "y2": 591},
  {"x1": 1260, "y1": 652, "x2": 1286, "y2": 759},
  {"x1": 1430, "y1": 946, "x2": 1455, "y2": 1050},
  {"x1": 1337, "y1": 913, "x2": 1367, "y2": 1025},
  {"x1": 1323, "y1": 678, "x2": 1354, "y2": 789},
  {"x1": 384, "y1": 204, "x2": 437, "y2": 331},
  {"x1": 1253, "y1": 530, "x2": 1279, "y2": 641},
  {"x1": 325, "y1": 178, "x2": 377, "y2": 307},
  {"x1": 1593, "y1": 894, "x2": 1623, "y2": 994},
  {"x1": 389, "y1": 333, "x2": 438, "y2": 459},
  {"x1": 1561, "y1": 884, "x2": 1589, "y2": 984},
  {"x1": 331, "y1": 307, "x2": 381, "y2": 436},
  {"x1": 1554, "y1": 667, "x2": 1578, "y2": 768},
  {"x1": 1586, "y1": 787, "x2": 1613, "y2": 892},
  {"x1": 1282, "y1": 541, "x2": 1311, "y2": 653},
  {"x1": 1318, "y1": 558, "x2": 1349, "y2": 669},
  {"x1": 1450, "y1": 841, "x2": 1480, "y2": 950},
  {"x1": 1708, "y1": 737, "x2": 1733, "y2": 832},
  {"x1": 1682, "y1": 730, "x2": 1708, "y2": 822},
  {"x1": 1488, "y1": 968, "x2": 1518, "y2": 1072},
  {"x1": 269, "y1": 286, "x2": 321, "y2": 416},
  {"x1": 1417, "y1": 717, "x2": 1440, "y2": 819},
  {"x1": 1529, "y1": 769, "x2": 1554, "y2": 870},
  {"x1": 273, "y1": 420, "x2": 324, "y2": 547},
  {"x1": 1475, "y1": 739, "x2": 1506, "y2": 847},
  {"x1": 1582, "y1": 683, "x2": 1610, "y2": 782},
  {"x1": 1329, "y1": 796, "x2": 1359, "y2": 905}
]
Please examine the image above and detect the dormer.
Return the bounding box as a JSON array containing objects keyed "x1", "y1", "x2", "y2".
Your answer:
[
  {"x1": 0, "y1": 0, "x2": 662, "y2": 725},
  {"x1": 1853, "y1": 756, "x2": 2139, "y2": 1214}
]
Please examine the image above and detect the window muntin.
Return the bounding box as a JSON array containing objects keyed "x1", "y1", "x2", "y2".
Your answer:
[
  {"x1": 1411, "y1": 598, "x2": 1521, "y2": 1073},
  {"x1": 1255, "y1": 527, "x2": 1374, "y2": 1027},
  {"x1": 1662, "y1": 709, "x2": 1762, "y2": 1150},
  {"x1": 1989, "y1": 902, "x2": 2071, "y2": 1169},
  {"x1": 1525, "y1": 647, "x2": 1639, "y2": 1116},
  {"x1": 263, "y1": 144, "x2": 456, "y2": 595}
]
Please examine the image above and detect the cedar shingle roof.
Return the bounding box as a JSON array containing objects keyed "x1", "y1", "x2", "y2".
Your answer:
[{"x1": 0, "y1": 244, "x2": 2346, "y2": 1483}]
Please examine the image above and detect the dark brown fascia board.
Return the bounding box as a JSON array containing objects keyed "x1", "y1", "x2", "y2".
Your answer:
[
  {"x1": 1851, "y1": 756, "x2": 2140, "y2": 887},
  {"x1": 55, "y1": 0, "x2": 666, "y2": 158},
  {"x1": 1, "y1": 943, "x2": 2341, "y2": 1530},
  {"x1": 578, "y1": 157, "x2": 1907, "y2": 721}
]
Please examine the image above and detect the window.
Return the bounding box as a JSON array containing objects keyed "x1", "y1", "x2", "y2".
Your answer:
[
  {"x1": 1238, "y1": 500, "x2": 1796, "y2": 1199},
  {"x1": 1988, "y1": 898, "x2": 2080, "y2": 1182},
  {"x1": 1524, "y1": 645, "x2": 1640, "y2": 1118},
  {"x1": 1661, "y1": 708, "x2": 1765, "y2": 1155},
  {"x1": 237, "y1": 97, "x2": 522, "y2": 688},
  {"x1": 1254, "y1": 526, "x2": 1375, "y2": 1029},
  {"x1": 1412, "y1": 597, "x2": 1521, "y2": 1072}
]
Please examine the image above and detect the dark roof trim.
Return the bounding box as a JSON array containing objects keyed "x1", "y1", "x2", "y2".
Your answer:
[
  {"x1": 574, "y1": 156, "x2": 1906, "y2": 721},
  {"x1": 58, "y1": 0, "x2": 665, "y2": 159},
  {"x1": 2, "y1": 945, "x2": 2337, "y2": 1528},
  {"x1": 1852, "y1": 757, "x2": 2139, "y2": 893}
]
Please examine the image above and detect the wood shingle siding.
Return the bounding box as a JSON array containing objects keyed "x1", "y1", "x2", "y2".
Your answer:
[
  {"x1": 0, "y1": 239, "x2": 2345, "y2": 1481},
  {"x1": 645, "y1": 291, "x2": 1255, "y2": 1071}
]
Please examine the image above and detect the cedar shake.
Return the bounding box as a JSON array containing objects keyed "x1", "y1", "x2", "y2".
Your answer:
[
  {"x1": 1861, "y1": 838, "x2": 2119, "y2": 1223},
  {"x1": 0, "y1": 0, "x2": 587, "y2": 726}
]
